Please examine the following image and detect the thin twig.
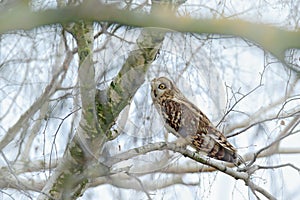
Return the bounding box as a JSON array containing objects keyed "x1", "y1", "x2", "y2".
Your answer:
[
  {"x1": 257, "y1": 163, "x2": 300, "y2": 173},
  {"x1": 247, "y1": 116, "x2": 300, "y2": 166},
  {"x1": 107, "y1": 141, "x2": 277, "y2": 199},
  {"x1": 217, "y1": 84, "x2": 262, "y2": 128}
]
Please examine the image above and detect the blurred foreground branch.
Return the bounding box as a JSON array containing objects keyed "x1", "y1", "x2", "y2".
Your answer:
[{"x1": 0, "y1": 1, "x2": 300, "y2": 65}]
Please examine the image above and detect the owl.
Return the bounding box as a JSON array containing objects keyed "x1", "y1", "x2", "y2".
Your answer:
[{"x1": 151, "y1": 77, "x2": 240, "y2": 164}]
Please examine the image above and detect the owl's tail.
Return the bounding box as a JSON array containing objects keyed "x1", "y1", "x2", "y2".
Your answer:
[
  {"x1": 191, "y1": 130, "x2": 244, "y2": 165},
  {"x1": 207, "y1": 143, "x2": 244, "y2": 165}
]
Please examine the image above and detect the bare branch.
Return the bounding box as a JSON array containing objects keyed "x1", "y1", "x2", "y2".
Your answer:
[
  {"x1": 247, "y1": 116, "x2": 300, "y2": 166},
  {"x1": 1, "y1": 1, "x2": 300, "y2": 63},
  {"x1": 257, "y1": 163, "x2": 300, "y2": 173},
  {"x1": 90, "y1": 173, "x2": 198, "y2": 191},
  {"x1": 218, "y1": 84, "x2": 262, "y2": 129},
  {"x1": 107, "y1": 141, "x2": 278, "y2": 199},
  {"x1": 246, "y1": 180, "x2": 276, "y2": 200},
  {"x1": 0, "y1": 51, "x2": 72, "y2": 151},
  {"x1": 225, "y1": 77, "x2": 300, "y2": 137}
]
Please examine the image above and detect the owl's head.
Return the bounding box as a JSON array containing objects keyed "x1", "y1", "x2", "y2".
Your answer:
[{"x1": 151, "y1": 77, "x2": 180, "y2": 101}]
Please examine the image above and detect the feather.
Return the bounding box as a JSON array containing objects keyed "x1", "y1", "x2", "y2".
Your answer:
[{"x1": 151, "y1": 77, "x2": 242, "y2": 164}]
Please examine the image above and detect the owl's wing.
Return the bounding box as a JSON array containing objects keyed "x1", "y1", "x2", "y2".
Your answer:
[
  {"x1": 178, "y1": 98, "x2": 238, "y2": 163},
  {"x1": 175, "y1": 99, "x2": 204, "y2": 138},
  {"x1": 178, "y1": 98, "x2": 236, "y2": 150},
  {"x1": 206, "y1": 126, "x2": 237, "y2": 153},
  {"x1": 176, "y1": 98, "x2": 211, "y2": 136},
  {"x1": 206, "y1": 126, "x2": 239, "y2": 163}
]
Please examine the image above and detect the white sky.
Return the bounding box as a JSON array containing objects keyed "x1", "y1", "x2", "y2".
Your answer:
[{"x1": 0, "y1": 0, "x2": 300, "y2": 199}]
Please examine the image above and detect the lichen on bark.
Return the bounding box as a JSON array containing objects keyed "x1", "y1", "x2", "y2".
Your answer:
[{"x1": 40, "y1": 0, "x2": 181, "y2": 199}]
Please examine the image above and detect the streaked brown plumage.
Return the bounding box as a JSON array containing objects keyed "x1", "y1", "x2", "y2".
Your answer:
[{"x1": 151, "y1": 77, "x2": 239, "y2": 163}]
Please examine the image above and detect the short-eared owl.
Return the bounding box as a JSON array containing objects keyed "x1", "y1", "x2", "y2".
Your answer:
[{"x1": 151, "y1": 77, "x2": 239, "y2": 163}]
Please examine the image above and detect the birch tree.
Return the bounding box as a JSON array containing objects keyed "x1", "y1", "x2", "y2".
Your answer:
[{"x1": 0, "y1": 0, "x2": 299, "y2": 199}]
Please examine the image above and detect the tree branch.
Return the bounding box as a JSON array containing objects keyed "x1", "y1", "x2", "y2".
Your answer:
[
  {"x1": 247, "y1": 116, "x2": 300, "y2": 166},
  {"x1": 90, "y1": 173, "x2": 198, "y2": 191},
  {"x1": 0, "y1": 51, "x2": 72, "y2": 151},
  {"x1": 40, "y1": 1, "x2": 183, "y2": 199},
  {"x1": 1, "y1": 1, "x2": 300, "y2": 64},
  {"x1": 107, "y1": 141, "x2": 277, "y2": 199}
]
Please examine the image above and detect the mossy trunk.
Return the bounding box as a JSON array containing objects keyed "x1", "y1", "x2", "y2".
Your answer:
[{"x1": 39, "y1": 0, "x2": 182, "y2": 199}]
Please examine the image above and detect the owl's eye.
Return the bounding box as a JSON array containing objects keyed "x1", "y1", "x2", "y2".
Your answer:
[{"x1": 158, "y1": 83, "x2": 166, "y2": 90}]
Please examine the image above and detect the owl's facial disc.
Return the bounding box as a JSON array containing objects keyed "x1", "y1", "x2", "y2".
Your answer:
[
  {"x1": 151, "y1": 78, "x2": 158, "y2": 98},
  {"x1": 151, "y1": 77, "x2": 172, "y2": 100}
]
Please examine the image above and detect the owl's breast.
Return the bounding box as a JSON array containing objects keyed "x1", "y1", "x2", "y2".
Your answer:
[
  {"x1": 158, "y1": 98, "x2": 201, "y2": 138},
  {"x1": 159, "y1": 99, "x2": 181, "y2": 133}
]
